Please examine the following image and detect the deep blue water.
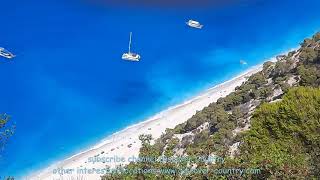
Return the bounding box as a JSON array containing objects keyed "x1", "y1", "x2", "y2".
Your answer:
[{"x1": 0, "y1": 0, "x2": 319, "y2": 177}]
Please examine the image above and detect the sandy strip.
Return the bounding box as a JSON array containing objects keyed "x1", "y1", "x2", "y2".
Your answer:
[{"x1": 25, "y1": 57, "x2": 279, "y2": 180}]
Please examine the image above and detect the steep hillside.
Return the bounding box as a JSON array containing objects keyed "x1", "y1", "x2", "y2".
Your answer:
[{"x1": 102, "y1": 32, "x2": 320, "y2": 179}]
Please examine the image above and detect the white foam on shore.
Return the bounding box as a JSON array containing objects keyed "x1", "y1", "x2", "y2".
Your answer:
[{"x1": 25, "y1": 48, "x2": 298, "y2": 180}]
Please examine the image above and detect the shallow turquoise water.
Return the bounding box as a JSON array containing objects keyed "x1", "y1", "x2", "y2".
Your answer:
[{"x1": 0, "y1": 0, "x2": 319, "y2": 177}]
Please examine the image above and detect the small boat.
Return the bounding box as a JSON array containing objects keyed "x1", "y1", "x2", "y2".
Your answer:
[
  {"x1": 186, "y1": 20, "x2": 203, "y2": 29},
  {"x1": 0, "y1": 47, "x2": 15, "y2": 59},
  {"x1": 122, "y1": 32, "x2": 141, "y2": 61},
  {"x1": 240, "y1": 60, "x2": 247, "y2": 65}
]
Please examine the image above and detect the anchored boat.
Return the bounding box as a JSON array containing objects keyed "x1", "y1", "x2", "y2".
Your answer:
[
  {"x1": 240, "y1": 60, "x2": 248, "y2": 65},
  {"x1": 122, "y1": 32, "x2": 141, "y2": 62},
  {"x1": 186, "y1": 20, "x2": 203, "y2": 29},
  {"x1": 0, "y1": 47, "x2": 15, "y2": 59}
]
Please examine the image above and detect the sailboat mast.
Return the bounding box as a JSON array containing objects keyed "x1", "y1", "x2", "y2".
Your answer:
[{"x1": 128, "y1": 32, "x2": 132, "y2": 53}]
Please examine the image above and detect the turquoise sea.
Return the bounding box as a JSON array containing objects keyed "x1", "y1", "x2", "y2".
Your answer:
[{"x1": 0, "y1": 0, "x2": 319, "y2": 177}]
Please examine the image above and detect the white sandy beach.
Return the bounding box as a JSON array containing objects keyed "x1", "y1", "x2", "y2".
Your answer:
[{"x1": 26, "y1": 61, "x2": 273, "y2": 180}]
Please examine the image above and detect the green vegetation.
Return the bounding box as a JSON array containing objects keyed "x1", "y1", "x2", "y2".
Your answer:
[
  {"x1": 234, "y1": 87, "x2": 320, "y2": 179},
  {"x1": 102, "y1": 32, "x2": 320, "y2": 179},
  {"x1": 0, "y1": 114, "x2": 15, "y2": 155}
]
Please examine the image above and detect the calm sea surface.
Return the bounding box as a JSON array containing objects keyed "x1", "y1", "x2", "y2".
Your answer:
[{"x1": 0, "y1": 0, "x2": 319, "y2": 177}]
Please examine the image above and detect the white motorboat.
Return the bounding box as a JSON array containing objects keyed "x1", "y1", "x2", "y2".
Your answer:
[
  {"x1": 240, "y1": 60, "x2": 248, "y2": 65},
  {"x1": 186, "y1": 20, "x2": 203, "y2": 29},
  {"x1": 0, "y1": 47, "x2": 15, "y2": 59}
]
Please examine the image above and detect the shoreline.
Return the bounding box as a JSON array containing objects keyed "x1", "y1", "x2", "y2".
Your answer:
[{"x1": 25, "y1": 49, "x2": 295, "y2": 180}]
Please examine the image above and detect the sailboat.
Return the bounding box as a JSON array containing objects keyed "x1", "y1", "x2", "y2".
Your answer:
[
  {"x1": 0, "y1": 47, "x2": 15, "y2": 59},
  {"x1": 122, "y1": 32, "x2": 141, "y2": 61}
]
